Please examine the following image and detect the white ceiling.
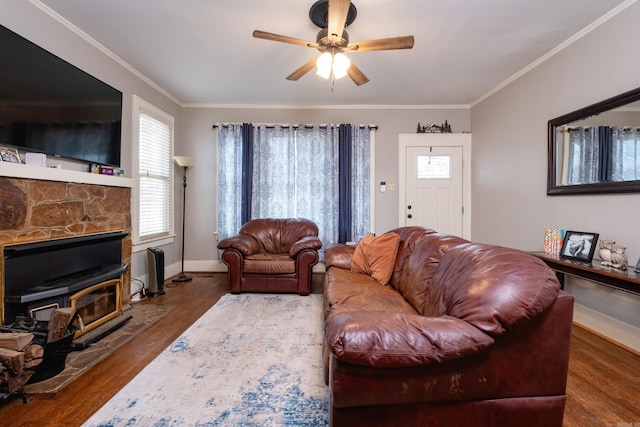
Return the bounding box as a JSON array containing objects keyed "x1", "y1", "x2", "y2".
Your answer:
[{"x1": 39, "y1": 0, "x2": 630, "y2": 107}]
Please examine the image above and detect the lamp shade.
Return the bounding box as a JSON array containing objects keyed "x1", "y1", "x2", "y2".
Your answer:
[
  {"x1": 174, "y1": 156, "x2": 195, "y2": 167},
  {"x1": 332, "y1": 53, "x2": 351, "y2": 79},
  {"x1": 316, "y1": 52, "x2": 332, "y2": 79}
]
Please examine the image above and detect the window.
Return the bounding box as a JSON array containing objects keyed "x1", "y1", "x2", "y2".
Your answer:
[
  {"x1": 133, "y1": 96, "x2": 174, "y2": 246},
  {"x1": 217, "y1": 123, "x2": 374, "y2": 251},
  {"x1": 417, "y1": 155, "x2": 451, "y2": 179}
]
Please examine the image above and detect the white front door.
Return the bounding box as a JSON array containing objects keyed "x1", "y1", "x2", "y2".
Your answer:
[
  {"x1": 398, "y1": 133, "x2": 471, "y2": 239},
  {"x1": 404, "y1": 146, "x2": 463, "y2": 235}
]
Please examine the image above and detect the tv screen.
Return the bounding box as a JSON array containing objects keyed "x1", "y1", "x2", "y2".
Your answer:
[{"x1": 0, "y1": 24, "x2": 122, "y2": 167}]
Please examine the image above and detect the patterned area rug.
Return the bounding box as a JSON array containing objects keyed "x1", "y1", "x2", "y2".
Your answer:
[{"x1": 83, "y1": 294, "x2": 329, "y2": 426}]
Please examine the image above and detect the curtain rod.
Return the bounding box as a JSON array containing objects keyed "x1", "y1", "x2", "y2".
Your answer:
[
  {"x1": 566, "y1": 126, "x2": 640, "y2": 131},
  {"x1": 212, "y1": 123, "x2": 378, "y2": 130}
]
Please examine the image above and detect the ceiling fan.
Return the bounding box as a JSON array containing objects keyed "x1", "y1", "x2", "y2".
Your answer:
[{"x1": 252, "y1": 0, "x2": 415, "y2": 86}]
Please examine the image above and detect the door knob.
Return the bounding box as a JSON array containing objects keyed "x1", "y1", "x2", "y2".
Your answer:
[
  {"x1": 407, "y1": 205, "x2": 412, "y2": 209},
  {"x1": 407, "y1": 214, "x2": 412, "y2": 219}
]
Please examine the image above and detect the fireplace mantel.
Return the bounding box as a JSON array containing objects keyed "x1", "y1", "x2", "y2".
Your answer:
[{"x1": 0, "y1": 162, "x2": 132, "y2": 188}]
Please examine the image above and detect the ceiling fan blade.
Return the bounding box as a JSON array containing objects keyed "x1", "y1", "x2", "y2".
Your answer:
[
  {"x1": 328, "y1": 0, "x2": 351, "y2": 42},
  {"x1": 347, "y1": 62, "x2": 369, "y2": 86},
  {"x1": 253, "y1": 30, "x2": 318, "y2": 49},
  {"x1": 347, "y1": 36, "x2": 415, "y2": 52},
  {"x1": 286, "y1": 56, "x2": 320, "y2": 81}
]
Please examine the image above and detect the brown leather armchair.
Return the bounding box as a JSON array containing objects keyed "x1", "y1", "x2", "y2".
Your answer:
[{"x1": 217, "y1": 218, "x2": 322, "y2": 295}]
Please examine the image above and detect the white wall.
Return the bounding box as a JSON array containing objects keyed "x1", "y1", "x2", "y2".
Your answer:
[
  {"x1": 180, "y1": 107, "x2": 470, "y2": 266},
  {"x1": 470, "y1": 2, "x2": 640, "y2": 350}
]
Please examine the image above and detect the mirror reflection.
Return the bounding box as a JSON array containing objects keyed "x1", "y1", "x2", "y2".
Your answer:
[{"x1": 548, "y1": 88, "x2": 640, "y2": 195}]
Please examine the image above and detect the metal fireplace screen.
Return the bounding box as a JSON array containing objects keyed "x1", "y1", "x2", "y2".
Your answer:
[{"x1": 69, "y1": 278, "x2": 122, "y2": 338}]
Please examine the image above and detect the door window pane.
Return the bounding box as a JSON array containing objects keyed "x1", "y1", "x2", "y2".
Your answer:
[{"x1": 417, "y1": 155, "x2": 450, "y2": 179}]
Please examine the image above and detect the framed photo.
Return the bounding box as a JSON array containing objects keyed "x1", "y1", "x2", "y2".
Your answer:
[
  {"x1": 635, "y1": 257, "x2": 640, "y2": 274},
  {"x1": 0, "y1": 147, "x2": 22, "y2": 163},
  {"x1": 560, "y1": 231, "x2": 599, "y2": 263}
]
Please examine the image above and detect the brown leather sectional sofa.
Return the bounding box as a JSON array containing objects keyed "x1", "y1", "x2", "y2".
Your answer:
[{"x1": 323, "y1": 226, "x2": 574, "y2": 427}]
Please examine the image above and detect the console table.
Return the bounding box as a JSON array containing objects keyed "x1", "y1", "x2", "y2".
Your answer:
[{"x1": 532, "y1": 252, "x2": 640, "y2": 296}]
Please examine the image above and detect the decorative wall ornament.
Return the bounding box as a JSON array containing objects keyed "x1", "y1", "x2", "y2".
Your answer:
[{"x1": 417, "y1": 121, "x2": 452, "y2": 134}]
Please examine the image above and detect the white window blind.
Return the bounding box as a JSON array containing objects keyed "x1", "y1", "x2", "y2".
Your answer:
[{"x1": 139, "y1": 112, "x2": 171, "y2": 239}]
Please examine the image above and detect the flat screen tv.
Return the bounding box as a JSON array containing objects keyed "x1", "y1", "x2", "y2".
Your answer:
[{"x1": 0, "y1": 24, "x2": 122, "y2": 167}]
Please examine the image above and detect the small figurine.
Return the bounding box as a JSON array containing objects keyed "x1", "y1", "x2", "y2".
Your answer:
[
  {"x1": 610, "y1": 246, "x2": 628, "y2": 270},
  {"x1": 598, "y1": 240, "x2": 615, "y2": 266}
]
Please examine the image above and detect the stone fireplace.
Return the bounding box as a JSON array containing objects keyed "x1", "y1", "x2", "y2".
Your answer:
[
  {"x1": 3, "y1": 231, "x2": 128, "y2": 340},
  {"x1": 0, "y1": 176, "x2": 132, "y2": 337}
]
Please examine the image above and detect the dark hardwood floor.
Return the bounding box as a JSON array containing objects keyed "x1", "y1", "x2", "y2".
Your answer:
[{"x1": 0, "y1": 273, "x2": 638, "y2": 426}]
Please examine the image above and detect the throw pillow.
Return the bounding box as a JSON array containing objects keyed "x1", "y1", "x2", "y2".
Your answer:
[{"x1": 350, "y1": 232, "x2": 401, "y2": 285}]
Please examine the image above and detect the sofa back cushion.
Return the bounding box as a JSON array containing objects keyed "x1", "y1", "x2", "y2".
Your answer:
[
  {"x1": 239, "y1": 218, "x2": 318, "y2": 253},
  {"x1": 425, "y1": 243, "x2": 561, "y2": 336},
  {"x1": 387, "y1": 227, "x2": 436, "y2": 289},
  {"x1": 396, "y1": 232, "x2": 469, "y2": 313}
]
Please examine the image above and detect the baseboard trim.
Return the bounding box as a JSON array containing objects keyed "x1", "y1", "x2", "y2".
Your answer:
[{"x1": 573, "y1": 303, "x2": 640, "y2": 355}]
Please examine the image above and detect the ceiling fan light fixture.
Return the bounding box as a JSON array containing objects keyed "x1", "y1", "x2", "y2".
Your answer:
[
  {"x1": 316, "y1": 52, "x2": 333, "y2": 79},
  {"x1": 316, "y1": 51, "x2": 351, "y2": 80},
  {"x1": 332, "y1": 52, "x2": 351, "y2": 79}
]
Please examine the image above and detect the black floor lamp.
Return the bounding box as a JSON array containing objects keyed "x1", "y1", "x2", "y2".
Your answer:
[{"x1": 173, "y1": 156, "x2": 195, "y2": 283}]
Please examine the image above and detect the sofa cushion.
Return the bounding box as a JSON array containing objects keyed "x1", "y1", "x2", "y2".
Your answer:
[
  {"x1": 325, "y1": 244, "x2": 356, "y2": 270},
  {"x1": 325, "y1": 311, "x2": 494, "y2": 368},
  {"x1": 387, "y1": 226, "x2": 436, "y2": 290},
  {"x1": 324, "y1": 267, "x2": 417, "y2": 317},
  {"x1": 350, "y1": 232, "x2": 401, "y2": 285},
  {"x1": 396, "y1": 233, "x2": 469, "y2": 314},
  {"x1": 424, "y1": 243, "x2": 561, "y2": 336}
]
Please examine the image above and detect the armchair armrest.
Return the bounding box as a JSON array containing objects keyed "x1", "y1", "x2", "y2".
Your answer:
[
  {"x1": 325, "y1": 311, "x2": 494, "y2": 368},
  {"x1": 325, "y1": 244, "x2": 356, "y2": 269},
  {"x1": 289, "y1": 236, "x2": 322, "y2": 257},
  {"x1": 217, "y1": 234, "x2": 260, "y2": 256}
]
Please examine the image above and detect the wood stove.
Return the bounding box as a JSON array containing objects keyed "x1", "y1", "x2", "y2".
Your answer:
[{"x1": 2, "y1": 231, "x2": 128, "y2": 344}]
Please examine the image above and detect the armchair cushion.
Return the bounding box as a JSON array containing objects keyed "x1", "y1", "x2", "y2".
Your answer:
[
  {"x1": 217, "y1": 234, "x2": 261, "y2": 256},
  {"x1": 289, "y1": 235, "x2": 323, "y2": 257}
]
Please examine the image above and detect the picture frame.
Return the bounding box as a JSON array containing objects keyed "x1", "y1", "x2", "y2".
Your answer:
[
  {"x1": 635, "y1": 257, "x2": 640, "y2": 274},
  {"x1": 560, "y1": 230, "x2": 599, "y2": 263},
  {"x1": 0, "y1": 147, "x2": 22, "y2": 163}
]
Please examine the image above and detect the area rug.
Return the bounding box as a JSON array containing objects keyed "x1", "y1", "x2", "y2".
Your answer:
[{"x1": 82, "y1": 293, "x2": 329, "y2": 426}]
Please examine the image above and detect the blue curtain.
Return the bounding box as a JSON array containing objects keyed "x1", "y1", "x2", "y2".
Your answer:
[
  {"x1": 241, "y1": 123, "x2": 253, "y2": 225},
  {"x1": 338, "y1": 124, "x2": 352, "y2": 243}
]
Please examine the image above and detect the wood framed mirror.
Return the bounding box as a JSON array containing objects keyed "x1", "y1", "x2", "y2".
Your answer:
[{"x1": 548, "y1": 86, "x2": 640, "y2": 195}]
